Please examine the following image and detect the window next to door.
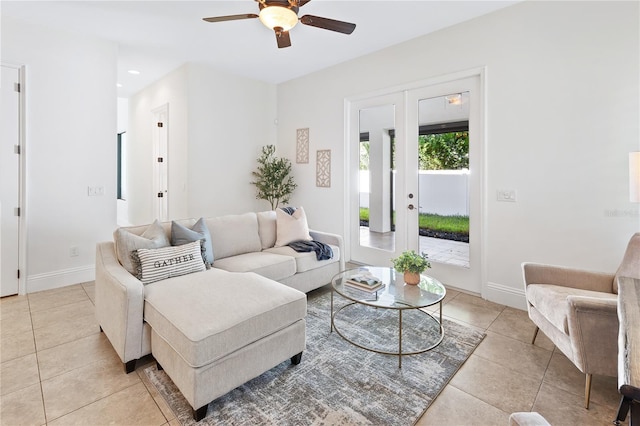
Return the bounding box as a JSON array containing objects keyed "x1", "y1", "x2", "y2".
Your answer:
[{"x1": 117, "y1": 132, "x2": 126, "y2": 200}]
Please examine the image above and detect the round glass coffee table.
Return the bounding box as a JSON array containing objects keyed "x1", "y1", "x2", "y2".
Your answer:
[{"x1": 331, "y1": 266, "x2": 446, "y2": 368}]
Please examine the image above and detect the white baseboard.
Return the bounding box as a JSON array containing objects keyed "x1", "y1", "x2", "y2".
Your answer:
[
  {"x1": 27, "y1": 265, "x2": 95, "y2": 294},
  {"x1": 485, "y1": 281, "x2": 527, "y2": 310}
]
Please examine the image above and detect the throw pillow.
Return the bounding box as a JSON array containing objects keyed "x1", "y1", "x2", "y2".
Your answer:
[
  {"x1": 257, "y1": 210, "x2": 277, "y2": 249},
  {"x1": 114, "y1": 220, "x2": 170, "y2": 275},
  {"x1": 275, "y1": 206, "x2": 313, "y2": 247},
  {"x1": 171, "y1": 218, "x2": 214, "y2": 266},
  {"x1": 131, "y1": 240, "x2": 206, "y2": 285}
]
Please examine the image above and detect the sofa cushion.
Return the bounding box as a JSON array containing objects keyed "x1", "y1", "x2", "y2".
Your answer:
[
  {"x1": 205, "y1": 213, "x2": 262, "y2": 260},
  {"x1": 213, "y1": 252, "x2": 296, "y2": 281},
  {"x1": 257, "y1": 210, "x2": 277, "y2": 249},
  {"x1": 132, "y1": 240, "x2": 207, "y2": 285},
  {"x1": 171, "y1": 218, "x2": 214, "y2": 266},
  {"x1": 264, "y1": 244, "x2": 340, "y2": 273},
  {"x1": 114, "y1": 220, "x2": 171, "y2": 275},
  {"x1": 143, "y1": 268, "x2": 306, "y2": 368},
  {"x1": 275, "y1": 207, "x2": 312, "y2": 247},
  {"x1": 526, "y1": 284, "x2": 618, "y2": 334}
]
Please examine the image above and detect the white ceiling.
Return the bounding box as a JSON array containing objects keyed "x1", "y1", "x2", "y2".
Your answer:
[{"x1": 2, "y1": 1, "x2": 519, "y2": 97}]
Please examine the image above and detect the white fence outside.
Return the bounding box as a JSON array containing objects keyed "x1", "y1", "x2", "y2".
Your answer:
[{"x1": 359, "y1": 169, "x2": 469, "y2": 216}]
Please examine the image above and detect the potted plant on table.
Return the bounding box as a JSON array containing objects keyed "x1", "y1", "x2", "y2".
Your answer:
[{"x1": 391, "y1": 250, "x2": 431, "y2": 285}]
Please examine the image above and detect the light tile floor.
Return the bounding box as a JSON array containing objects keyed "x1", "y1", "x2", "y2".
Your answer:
[
  {"x1": 0, "y1": 281, "x2": 626, "y2": 425},
  {"x1": 360, "y1": 227, "x2": 470, "y2": 268}
]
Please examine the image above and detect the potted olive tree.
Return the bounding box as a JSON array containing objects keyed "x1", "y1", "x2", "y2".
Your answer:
[
  {"x1": 250, "y1": 145, "x2": 297, "y2": 210},
  {"x1": 391, "y1": 250, "x2": 431, "y2": 285}
]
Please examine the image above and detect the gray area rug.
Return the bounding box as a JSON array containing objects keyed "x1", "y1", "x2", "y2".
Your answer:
[{"x1": 144, "y1": 287, "x2": 485, "y2": 425}]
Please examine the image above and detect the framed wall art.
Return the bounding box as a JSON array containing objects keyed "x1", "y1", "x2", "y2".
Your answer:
[
  {"x1": 296, "y1": 128, "x2": 309, "y2": 164},
  {"x1": 316, "y1": 149, "x2": 331, "y2": 188}
]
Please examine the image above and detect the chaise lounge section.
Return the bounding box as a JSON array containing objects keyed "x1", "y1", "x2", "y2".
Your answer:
[{"x1": 95, "y1": 209, "x2": 343, "y2": 420}]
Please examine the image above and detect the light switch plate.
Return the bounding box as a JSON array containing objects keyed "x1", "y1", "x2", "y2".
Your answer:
[{"x1": 497, "y1": 190, "x2": 517, "y2": 202}]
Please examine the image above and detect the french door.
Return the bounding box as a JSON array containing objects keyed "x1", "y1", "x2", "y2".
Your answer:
[
  {"x1": 349, "y1": 92, "x2": 407, "y2": 266},
  {"x1": 348, "y1": 74, "x2": 483, "y2": 294}
]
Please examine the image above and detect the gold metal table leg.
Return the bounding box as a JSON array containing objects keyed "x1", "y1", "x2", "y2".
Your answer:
[
  {"x1": 330, "y1": 288, "x2": 334, "y2": 332},
  {"x1": 399, "y1": 310, "x2": 403, "y2": 368}
]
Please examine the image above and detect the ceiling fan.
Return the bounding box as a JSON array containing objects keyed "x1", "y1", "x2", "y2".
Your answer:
[{"x1": 203, "y1": 0, "x2": 356, "y2": 49}]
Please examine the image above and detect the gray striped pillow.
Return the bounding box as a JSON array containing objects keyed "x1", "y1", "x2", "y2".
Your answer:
[{"x1": 132, "y1": 240, "x2": 206, "y2": 284}]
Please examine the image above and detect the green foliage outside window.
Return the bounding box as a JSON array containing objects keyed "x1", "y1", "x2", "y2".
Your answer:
[
  {"x1": 359, "y1": 131, "x2": 469, "y2": 171},
  {"x1": 418, "y1": 132, "x2": 469, "y2": 170}
]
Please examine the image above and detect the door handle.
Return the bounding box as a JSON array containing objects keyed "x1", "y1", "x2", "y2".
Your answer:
[{"x1": 408, "y1": 204, "x2": 415, "y2": 210}]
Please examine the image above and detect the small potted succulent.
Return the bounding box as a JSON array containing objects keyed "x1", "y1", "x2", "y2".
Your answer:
[{"x1": 391, "y1": 250, "x2": 431, "y2": 285}]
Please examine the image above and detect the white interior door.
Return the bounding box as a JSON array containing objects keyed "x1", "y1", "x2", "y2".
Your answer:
[
  {"x1": 152, "y1": 104, "x2": 168, "y2": 221},
  {"x1": 1, "y1": 65, "x2": 21, "y2": 297}
]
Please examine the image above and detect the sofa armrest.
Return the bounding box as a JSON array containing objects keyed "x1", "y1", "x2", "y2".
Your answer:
[
  {"x1": 95, "y1": 242, "x2": 146, "y2": 365},
  {"x1": 566, "y1": 295, "x2": 619, "y2": 376},
  {"x1": 309, "y1": 230, "x2": 345, "y2": 271},
  {"x1": 522, "y1": 262, "x2": 614, "y2": 293}
]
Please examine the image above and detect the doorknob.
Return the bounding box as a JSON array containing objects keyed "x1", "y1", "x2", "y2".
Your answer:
[{"x1": 408, "y1": 204, "x2": 415, "y2": 210}]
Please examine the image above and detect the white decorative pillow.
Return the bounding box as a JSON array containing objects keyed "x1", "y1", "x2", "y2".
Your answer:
[
  {"x1": 275, "y1": 207, "x2": 313, "y2": 247},
  {"x1": 114, "y1": 220, "x2": 170, "y2": 275},
  {"x1": 132, "y1": 240, "x2": 206, "y2": 285},
  {"x1": 257, "y1": 210, "x2": 277, "y2": 249}
]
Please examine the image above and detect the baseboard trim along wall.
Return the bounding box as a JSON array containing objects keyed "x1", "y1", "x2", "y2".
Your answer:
[
  {"x1": 485, "y1": 281, "x2": 527, "y2": 310},
  {"x1": 27, "y1": 265, "x2": 95, "y2": 294}
]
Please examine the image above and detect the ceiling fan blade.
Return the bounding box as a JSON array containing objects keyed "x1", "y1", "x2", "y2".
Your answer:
[
  {"x1": 298, "y1": 0, "x2": 312, "y2": 6},
  {"x1": 300, "y1": 15, "x2": 356, "y2": 34},
  {"x1": 203, "y1": 14, "x2": 258, "y2": 23},
  {"x1": 275, "y1": 29, "x2": 292, "y2": 48}
]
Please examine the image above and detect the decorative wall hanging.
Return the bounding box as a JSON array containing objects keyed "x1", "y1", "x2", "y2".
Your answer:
[
  {"x1": 316, "y1": 149, "x2": 331, "y2": 188},
  {"x1": 296, "y1": 128, "x2": 309, "y2": 164}
]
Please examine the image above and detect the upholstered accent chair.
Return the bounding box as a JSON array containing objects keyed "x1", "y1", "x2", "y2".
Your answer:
[{"x1": 522, "y1": 233, "x2": 640, "y2": 409}]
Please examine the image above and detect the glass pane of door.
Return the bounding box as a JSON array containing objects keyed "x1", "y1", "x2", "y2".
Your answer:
[
  {"x1": 417, "y1": 93, "x2": 470, "y2": 268},
  {"x1": 358, "y1": 104, "x2": 396, "y2": 252},
  {"x1": 350, "y1": 91, "x2": 406, "y2": 267}
]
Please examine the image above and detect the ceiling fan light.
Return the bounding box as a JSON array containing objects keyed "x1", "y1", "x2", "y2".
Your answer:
[{"x1": 259, "y1": 6, "x2": 298, "y2": 31}]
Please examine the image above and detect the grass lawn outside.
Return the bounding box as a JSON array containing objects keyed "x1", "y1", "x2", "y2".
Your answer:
[{"x1": 359, "y1": 208, "x2": 469, "y2": 236}]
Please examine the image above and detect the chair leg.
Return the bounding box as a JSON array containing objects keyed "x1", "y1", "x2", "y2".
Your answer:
[
  {"x1": 531, "y1": 326, "x2": 539, "y2": 344},
  {"x1": 585, "y1": 373, "x2": 592, "y2": 409}
]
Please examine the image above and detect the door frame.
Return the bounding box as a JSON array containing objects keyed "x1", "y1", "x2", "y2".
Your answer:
[
  {"x1": 344, "y1": 67, "x2": 487, "y2": 296},
  {"x1": 1, "y1": 62, "x2": 27, "y2": 295}
]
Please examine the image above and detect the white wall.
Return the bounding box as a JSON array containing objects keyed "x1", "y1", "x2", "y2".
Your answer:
[
  {"x1": 1, "y1": 17, "x2": 118, "y2": 292},
  {"x1": 127, "y1": 65, "x2": 189, "y2": 225},
  {"x1": 127, "y1": 63, "x2": 277, "y2": 224},
  {"x1": 276, "y1": 1, "x2": 640, "y2": 307},
  {"x1": 185, "y1": 63, "x2": 278, "y2": 217}
]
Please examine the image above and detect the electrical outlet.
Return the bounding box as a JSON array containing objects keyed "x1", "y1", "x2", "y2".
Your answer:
[
  {"x1": 88, "y1": 186, "x2": 105, "y2": 196},
  {"x1": 70, "y1": 246, "x2": 79, "y2": 257},
  {"x1": 497, "y1": 190, "x2": 517, "y2": 202}
]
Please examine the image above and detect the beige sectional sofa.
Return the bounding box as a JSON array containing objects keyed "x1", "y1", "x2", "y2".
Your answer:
[{"x1": 95, "y1": 210, "x2": 343, "y2": 420}]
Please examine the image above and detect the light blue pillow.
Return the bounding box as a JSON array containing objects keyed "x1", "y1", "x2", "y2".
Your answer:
[{"x1": 171, "y1": 218, "x2": 214, "y2": 266}]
